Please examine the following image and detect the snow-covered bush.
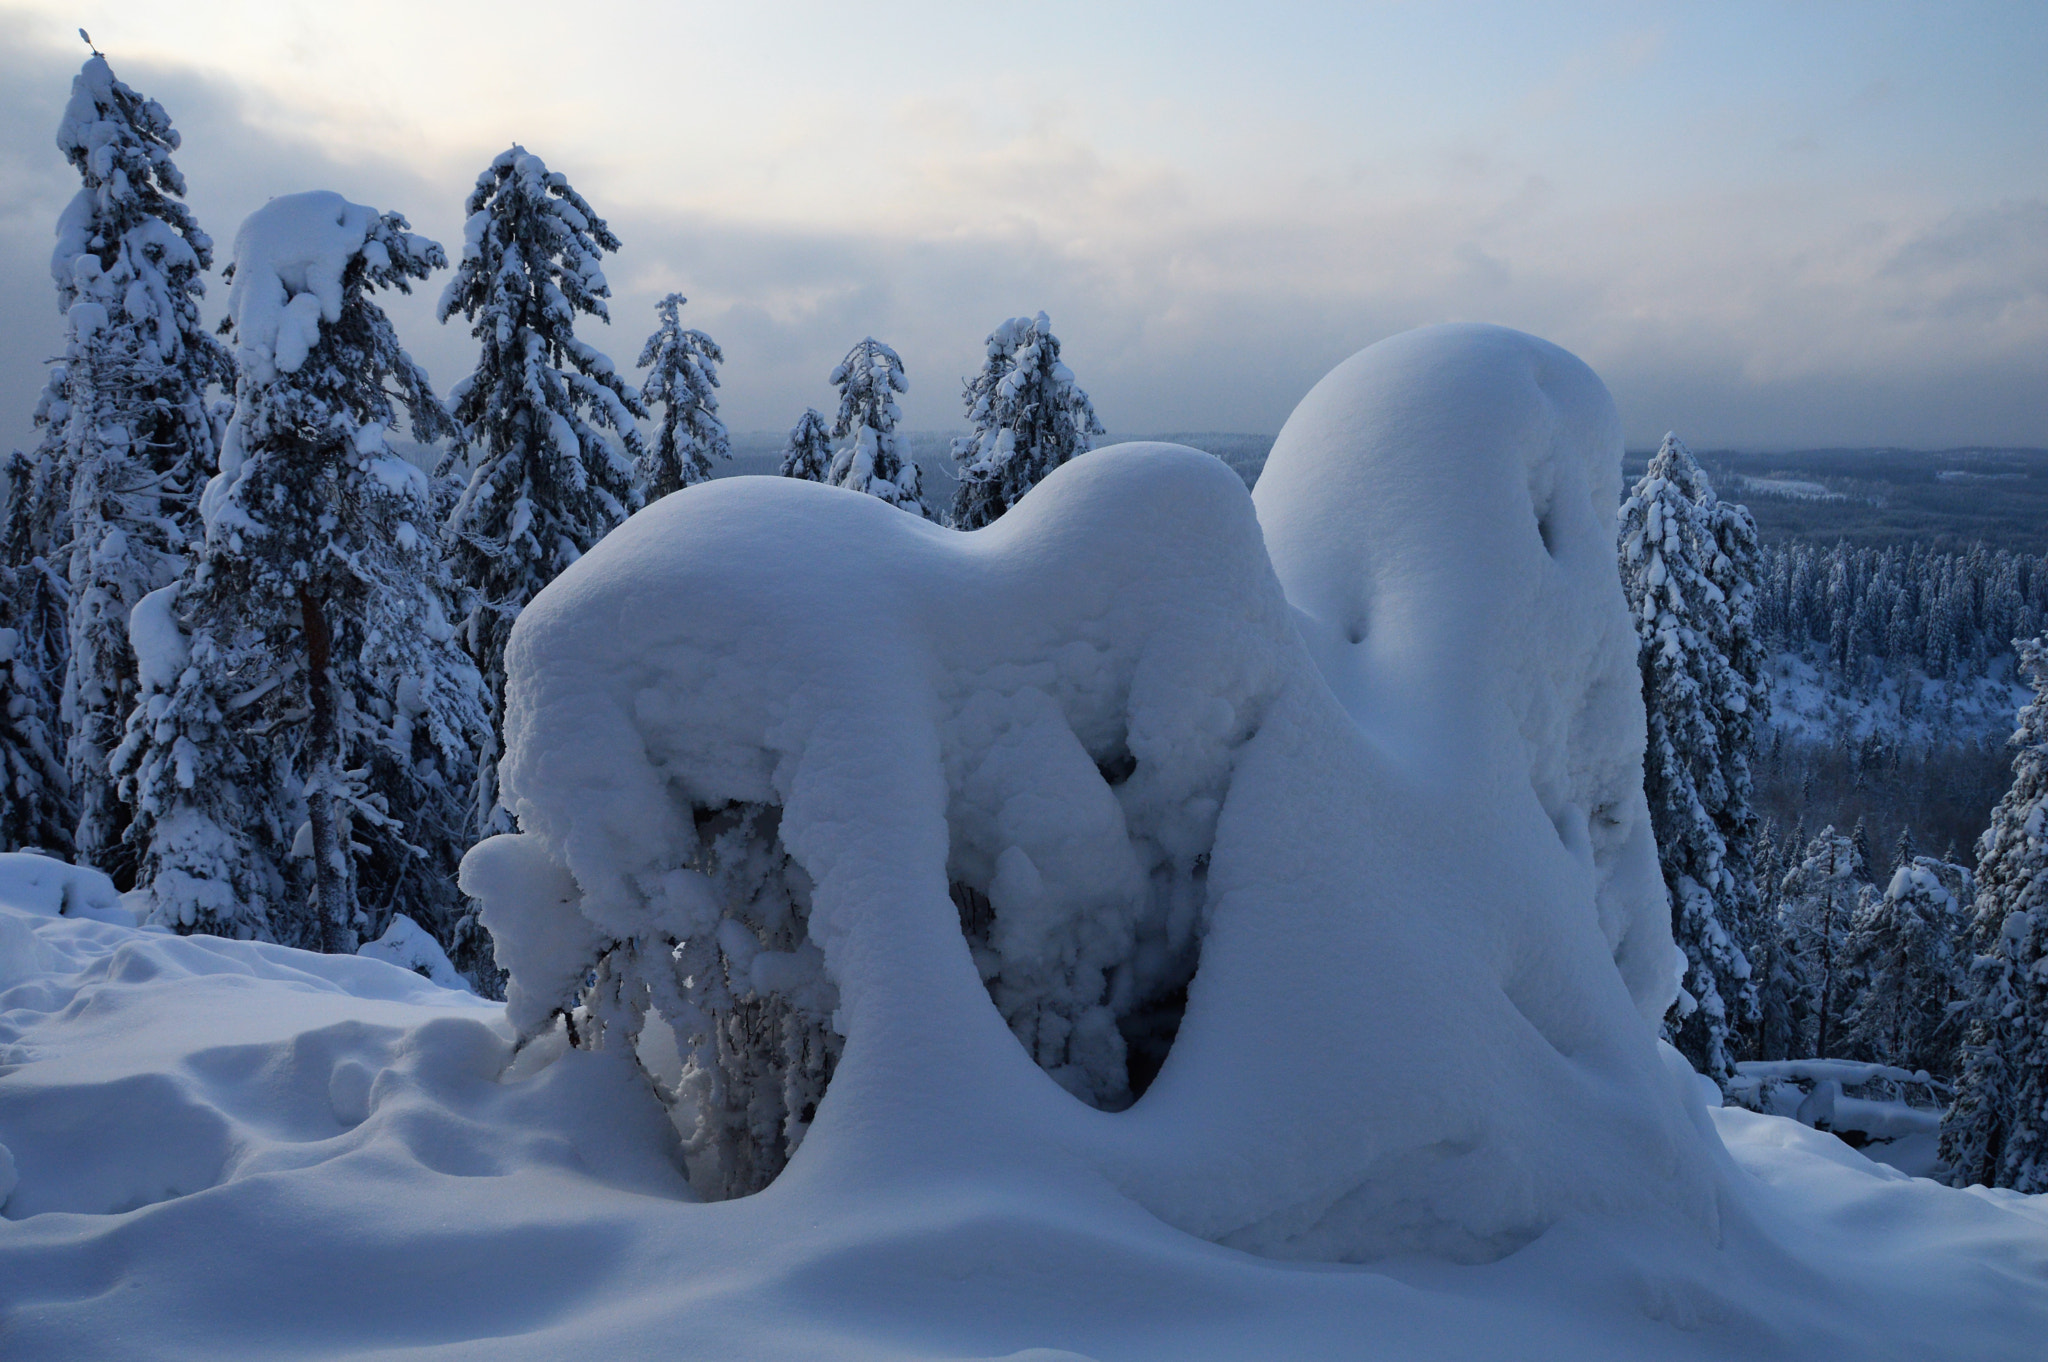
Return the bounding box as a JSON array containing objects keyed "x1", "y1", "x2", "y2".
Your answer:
[
  {"x1": 115, "y1": 191, "x2": 480, "y2": 956},
  {"x1": 462, "y1": 324, "x2": 1713, "y2": 1265},
  {"x1": 949, "y1": 311, "x2": 1104, "y2": 530},
  {"x1": 634, "y1": 292, "x2": 728, "y2": 500},
  {"x1": 825, "y1": 338, "x2": 923, "y2": 514},
  {"x1": 438, "y1": 146, "x2": 646, "y2": 835}
]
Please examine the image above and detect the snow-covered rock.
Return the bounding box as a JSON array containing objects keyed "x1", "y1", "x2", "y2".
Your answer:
[{"x1": 0, "y1": 852, "x2": 129, "y2": 924}]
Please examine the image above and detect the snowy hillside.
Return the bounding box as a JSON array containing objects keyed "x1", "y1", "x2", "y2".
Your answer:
[{"x1": 4, "y1": 326, "x2": 2045, "y2": 1359}]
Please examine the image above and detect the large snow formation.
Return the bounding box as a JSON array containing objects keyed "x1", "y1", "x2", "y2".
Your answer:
[
  {"x1": 4, "y1": 326, "x2": 2044, "y2": 1357},
  {"x1": 470, "y1": 321, "x2": 1702, "y2": 1259}
]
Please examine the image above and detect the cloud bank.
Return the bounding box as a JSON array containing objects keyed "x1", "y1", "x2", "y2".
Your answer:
[{"x1": 3, "y1": 5, "x2": 2044, "y2": 456}]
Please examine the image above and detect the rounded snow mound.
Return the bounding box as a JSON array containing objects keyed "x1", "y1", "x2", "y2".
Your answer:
[{"x1": 467, "y1": 323, "x2": 1712, "y2": 1262}]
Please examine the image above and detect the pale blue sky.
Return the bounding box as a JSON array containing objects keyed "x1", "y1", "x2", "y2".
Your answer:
[{"x1": 2, "y1": 1, "x2": 2043, "y2": 450}]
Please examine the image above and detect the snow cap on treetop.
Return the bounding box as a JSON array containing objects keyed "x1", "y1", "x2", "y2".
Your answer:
[{"x1": 224, "y1": 191, "x2": 439, "y2": 387}]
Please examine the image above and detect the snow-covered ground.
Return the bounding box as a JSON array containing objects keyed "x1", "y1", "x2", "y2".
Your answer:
[
  {"x1": 1765, "y1": 646, "x2": 2030, "y2": 747},
  {"x1": 5, "y1": 889, "x2": 2046, "y2": 1359},
  {"x1": 4, "y1": 325, "x2": 2045, "y2": 1358}
]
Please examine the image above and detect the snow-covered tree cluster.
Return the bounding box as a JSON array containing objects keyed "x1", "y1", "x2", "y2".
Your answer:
[
  {"x1": 3, "y1": 51, "x2": 1137, "y2": 1004},
  {"x1": 1756, "y1": 539, "x2": 2048, "y2": 684},
  {"x1": 0, "y1": 56, "x2": 740, "y2": 992}
]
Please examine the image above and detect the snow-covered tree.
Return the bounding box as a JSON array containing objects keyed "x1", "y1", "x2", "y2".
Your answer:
[
  {"x1": 1619, "y1": 434, "x2": 1766, "y2": 1078},
  {"x1": 778, "y1": 408, "x2": 833, "y2": 482},
  {"x1": 1944, "y1": 637, "x2": 2048, "y2": 1190},
  {"x1": 1749, "y1": 819, "x2": 1808, "y2": 1061},
  {"x1": 0, "y1": 556, "x2": 70, "y2": 853},
  {"x1": 949, "y1": 312, "x2": 1104, "y2": 530},
  {"x1": 634, "y1": 292, "x2": 728, "y2": 500},
  {"x1": 115, "y1": 192, "x2": 473, "y2": 957},
  {"x1": 15, "y1": 54, "x2": 231, "y2": 877},
  {"x1": 1843, "y1": 855, "x2": 1968, "y2": 1079},
  {"x1": 826, "y1": 338, "x2": 923, "y2": 514},
  {"x1": 439, "y1": 147, "x2": 646, "y2": 833},
  {"x1": 1776, "y1": 826, "x2": 1868, "y2": 1059}
]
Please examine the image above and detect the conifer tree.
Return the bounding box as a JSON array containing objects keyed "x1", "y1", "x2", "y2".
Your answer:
[
  {"x1": 949, "y1": 312, "x2": 1104, "y2": 530},
  {"x1": 1749, "y1": 818, "x2": 1807, "y2": 1061},
  {"x1": 115, "y1": 192, "x2": 471, "y2": 956},
  {"x1": 439, "y1": 147, "x2": 646, "y2": 833},
  {"x1": 1844, "y1": 855, "x2": 1967, "y2": 1078},
  {"x1": 1619, "y1": 434, "x2": 1763, "y2": 1078},
  {"x1": 9, "y1": 52, "x2": 230, "y2": 874},
  {"x1": 1944, "y1": 637, "x2": 2048, "y2": 1190},
  {"x1": 826, "y1": 338, "x2": 923, "y2": 514},
  {"x1": 1777, "y1": 827, "x2": 1867, "y2": 1059},
  {"x1": 778, "y1": 408, "x2": 832, "y2": 482},
  {"x1": 0, "y1": 558, "x2": 70, "y2": 852},
  {"x1": 634, "y1": 292, "x2": 728, "y2": 499}
]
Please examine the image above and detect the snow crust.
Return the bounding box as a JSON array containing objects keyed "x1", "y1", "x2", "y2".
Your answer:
[{"x1": 5, "y1": 325, "x2": 2045, "y2": 1357}]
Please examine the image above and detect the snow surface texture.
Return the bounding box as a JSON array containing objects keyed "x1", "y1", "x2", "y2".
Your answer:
[{"x1": 4, "y1": 326, "x2": 2044, "y2": 1357}]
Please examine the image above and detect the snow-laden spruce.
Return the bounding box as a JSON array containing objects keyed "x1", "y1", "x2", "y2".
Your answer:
[
  {"x1": 464, "y1": 324, "x2": 1701, "y2": 1261},
  {"x1": 949, "y1": 311, "x2": 1104, "y2": 530},
  {"x1": 0, "y1": 563, "x2": 69, "y2": 855},
  {"x1": 1768, "y1": 827, "x2": 1869, "y2": 1061},
  {"x1": 633, "y1": 292, "x2": 728, "y2": 500},
  {"x1": 1944, "y1": 635, "x2": 2048, "y2": 1190},
  {"x1": 114, "y1": 192, "x2": 484, "y2": 961},
  {"x1": 777, "y1": 408, "x2": 833, "y2": 482},
  {"x1": 1619, "y1": 434, "x2": 1767, "y2": 1080},
  {"x1": 824, "y1": 337, "x2": 923, "y2": 514},
  {"x1": 4, "y1": 55, "x2": 232, "y2": 874},
  {"x1": 1843, "y1": 853, "x2": 1966, "y2": 1081},
  {"x1": 438, "y1": 146, "x2": 646, "y2": 835}
]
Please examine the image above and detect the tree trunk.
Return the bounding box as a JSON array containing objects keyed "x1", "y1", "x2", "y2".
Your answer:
[{"x1": 300, "y1": 584, "x2": 353, "y2": 953}]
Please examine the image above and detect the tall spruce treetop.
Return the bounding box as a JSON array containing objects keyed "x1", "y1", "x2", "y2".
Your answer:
[
  {"x1": 779, "y1": 408, "x2": 833, "y2": 482},
  {"x1": 117, "y1": 191, "x2": 468, "y2": 953},
  {"x1": 1619, "y1": 434, "x2": 1762, "y2": 1079},
  {"x1": 826, "y1": 337, "x2": 923, "y2": 514},
  {"x1": 15, "y1": 52, "x2": 230, "y2": 872},
  {"x1": 1943, "y1": 636, "x2": 2048, "y2": 1190},
  {"x1": 438, "y1": 146, "x2": 646, "y2": 829},
  {"x1": 949, "y1": 312, "x2": 1104, "y2": 530},
  {"x1": 634, "y1": 292, "x2": 729, "y2": 499}
]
